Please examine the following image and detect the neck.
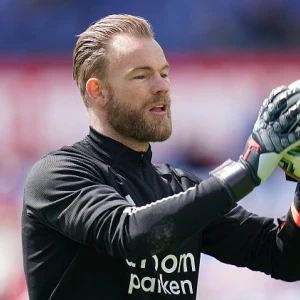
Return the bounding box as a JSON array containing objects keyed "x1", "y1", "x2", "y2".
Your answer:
[{"x1": 90, "y1": 119, "x2": 149, "y2": 152}]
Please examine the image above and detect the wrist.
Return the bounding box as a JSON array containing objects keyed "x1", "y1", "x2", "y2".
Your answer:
[{"x1": 209, "y1": 159, "x2": 257, "y2": 202}]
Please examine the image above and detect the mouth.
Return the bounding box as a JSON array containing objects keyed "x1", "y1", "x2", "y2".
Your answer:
[{"x1": 149, "y1": 104, "x2": 168, "y2": 115}]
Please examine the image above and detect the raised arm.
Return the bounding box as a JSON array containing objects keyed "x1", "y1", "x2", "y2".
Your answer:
[{"x1": 202, "y1": 188, "x2": 300, "y2": 282}]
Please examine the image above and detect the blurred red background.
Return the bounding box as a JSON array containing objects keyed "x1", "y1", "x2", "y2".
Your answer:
[{"x1": 1, "y1": 54, "x2": 300, "y2": 299}]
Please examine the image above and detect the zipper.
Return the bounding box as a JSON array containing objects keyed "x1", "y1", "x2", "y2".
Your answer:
[
  {"x1": 140, "y1": 153, "x2": 156, "y2": 201},
  {"x1": 139, "y1": 153, "x2": 144, "y2": 166}
]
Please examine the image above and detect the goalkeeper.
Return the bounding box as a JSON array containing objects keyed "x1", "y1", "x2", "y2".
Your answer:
[{"x1": 22, "y1": 14, "x2": 300, "y2": 300}]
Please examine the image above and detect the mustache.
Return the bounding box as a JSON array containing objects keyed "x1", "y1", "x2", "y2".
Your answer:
[{"x1": 147, "y1": 95, "x2": 171, "y2": 106}]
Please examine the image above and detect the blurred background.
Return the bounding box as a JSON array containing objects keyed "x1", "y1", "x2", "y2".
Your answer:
[{"x1": 1, "y1": 0, "x2": 300, "y2": 299}]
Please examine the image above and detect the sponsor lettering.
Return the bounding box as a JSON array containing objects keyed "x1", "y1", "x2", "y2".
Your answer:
[{"x1": 126, "y1": 253, "x2": 196, "y2": 295}]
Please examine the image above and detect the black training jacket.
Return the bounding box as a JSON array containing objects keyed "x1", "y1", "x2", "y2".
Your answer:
[{"x1": 22, "y1": 126, "x2": 300, "y2": 300}]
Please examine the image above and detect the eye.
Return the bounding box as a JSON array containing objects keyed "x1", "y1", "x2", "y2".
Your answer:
[
  {"x1": 161, "y1": 73, "x2": 168, "y2": 78},
  {"x1": 133, "y1": 75, "x2": 146, "y2": 79}
]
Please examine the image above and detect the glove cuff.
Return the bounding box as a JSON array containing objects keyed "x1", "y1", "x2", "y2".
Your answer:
[{"x1": 209, "y1": 159, "x2": 257, "y2": 202}]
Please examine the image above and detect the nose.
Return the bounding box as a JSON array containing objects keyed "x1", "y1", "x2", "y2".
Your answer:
[{"x1": 151, "y1": 74, "x2": 170, "y2": 95}]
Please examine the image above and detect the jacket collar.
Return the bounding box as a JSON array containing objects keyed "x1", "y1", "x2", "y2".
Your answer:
[{"x1": 87, "y1": 126, "x2": 152, "y2": 168}]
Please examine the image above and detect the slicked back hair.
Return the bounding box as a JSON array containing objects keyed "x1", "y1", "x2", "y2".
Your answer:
[{"x1": 73, "y1": 14, "x2": 154, "y2": 110}]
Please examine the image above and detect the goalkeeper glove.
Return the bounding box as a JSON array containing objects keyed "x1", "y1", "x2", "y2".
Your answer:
[{"x1": 210, "y1": 84, "x2": 300, "y2": 202}]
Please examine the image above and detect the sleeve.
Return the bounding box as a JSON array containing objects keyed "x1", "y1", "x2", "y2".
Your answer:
[
  {"x1": 291, "y1": 182, "x2": 300, "y2": 227},
  {"x1": 202, "y1": 202, "x2": 300, "y2": 282},
  {"x1": 24, "y1": 154, "x2": 236, "y2": 262}
]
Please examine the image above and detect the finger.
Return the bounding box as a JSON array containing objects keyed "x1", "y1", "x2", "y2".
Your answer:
[
  {"x1": 269, "y1": 129, "x2": 300, "y2": 154},
  {"x1": 295, "y1": 130, "x2": 300, "y2": 142},
  {"x1": 276, "y1": 90, "x2": 300, "y2": 115},
  {"x1": 268, "y1": 89, "x2": 300, "y2": 121},
  {"x1": 288, "y1": 79, "x2": 300, "y2": 90},
  {"x1": 268, "y1": 85, "x2": 288, "y2": 102},
  {"x1": 274, "y1": 100, "x2": 300, "y2": 133},
  {"x1": 272, "y1": 80, "x2": 300, "y2": 117},
  {"x1": 281, "y1": 135, "x2": 300, "y2": 152},
  {"x1": 260, "y1": 86, "x2": 289, "y2": 121},
  {"x1": 260, "y1": 86, "x2": 287, "y2": 113}
]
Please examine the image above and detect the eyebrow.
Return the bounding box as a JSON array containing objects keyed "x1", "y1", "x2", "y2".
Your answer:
[{"x1": 128, "y1": 63, "x2": 170, "y2": 73}]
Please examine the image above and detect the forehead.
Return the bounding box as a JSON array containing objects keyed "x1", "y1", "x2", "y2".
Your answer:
[{"x1": 107, "y1": 34, "x2": 167, "y2": 72}]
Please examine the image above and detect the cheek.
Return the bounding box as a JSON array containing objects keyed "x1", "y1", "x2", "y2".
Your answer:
[{"x1": 120, "y1": 84, "x2": 148, "y2": 106}]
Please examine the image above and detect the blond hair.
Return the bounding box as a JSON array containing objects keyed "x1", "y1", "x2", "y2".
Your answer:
[{"x1": 73, "y1": 14, "x2": 154, "y2": 109}]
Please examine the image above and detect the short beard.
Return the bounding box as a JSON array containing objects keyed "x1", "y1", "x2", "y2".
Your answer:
[{"x1": 105, "y1": 88, "x2": 172, "y2": 143}]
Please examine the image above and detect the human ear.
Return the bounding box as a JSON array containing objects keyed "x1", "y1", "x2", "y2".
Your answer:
[{"x1": 86, "y1": 78, "x2": 108, "y2": 107}]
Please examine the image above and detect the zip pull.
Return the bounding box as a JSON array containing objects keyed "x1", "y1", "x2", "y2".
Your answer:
[{"x1": 139, "y1": 153, "x2": 144, "y2": 166}]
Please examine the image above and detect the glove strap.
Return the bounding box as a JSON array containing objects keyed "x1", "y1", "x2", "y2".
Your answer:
[{"x1": 209, "y1": 159, "x2": 257, "y2": 202}]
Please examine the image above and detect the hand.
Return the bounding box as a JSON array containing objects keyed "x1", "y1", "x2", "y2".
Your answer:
[
  {"x1": 210, "y1": 84, "x2": 300, "y2": 202},
  {"x1": 240, "y1": 84, "x2": 300, "y2": 184}
]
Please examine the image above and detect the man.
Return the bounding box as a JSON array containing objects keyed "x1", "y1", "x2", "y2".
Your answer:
[{"x1": 22, "y1": 14, "x2": 300, "y2": 300}]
